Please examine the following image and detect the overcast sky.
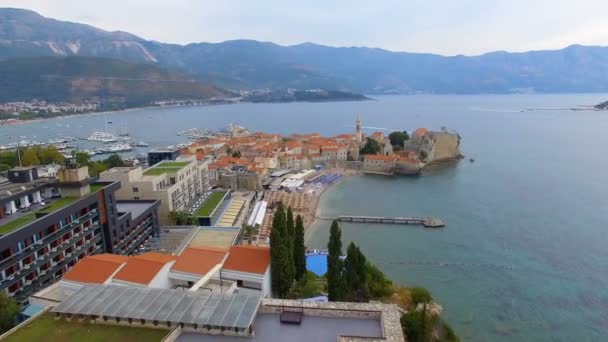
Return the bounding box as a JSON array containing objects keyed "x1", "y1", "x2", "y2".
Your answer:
[{"x1": 1, "y1": 0, "x2": 607, "y2": 56}]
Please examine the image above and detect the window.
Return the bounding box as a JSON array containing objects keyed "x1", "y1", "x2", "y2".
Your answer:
[
  {"x1": 133, "y1": 187, "x2": 139, "y2": 193},
  {"x1": 134, "y1": 196, "x2": 140, "y2": 200}
]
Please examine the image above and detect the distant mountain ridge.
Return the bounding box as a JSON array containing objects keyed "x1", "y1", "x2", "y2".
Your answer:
[
  {"x1": 2, "y1": 8, "x2": 608, "y2": 93},
  {"x1": 0, "y1": 56, "x2": 228, "y2": 107}
]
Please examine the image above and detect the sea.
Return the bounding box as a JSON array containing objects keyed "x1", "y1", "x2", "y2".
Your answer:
[{"x1": 2, "y1": 94, "x2": 608, "y2": 341}]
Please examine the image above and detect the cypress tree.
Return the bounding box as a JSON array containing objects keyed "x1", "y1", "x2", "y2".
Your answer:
[
  {"x1": 344, "y1": 242, "x2": 369, "y2": 302},
  {"x1": 285, "y1": 207, "x2": 295, "y2": 284},
  {"x1": 327, "y1": 220, "x2": 345, "y2": 301},
  {"x1": 270, "y1": 206, "x2": 284, "y2": 296},
  {"x1": 294, "y1": 214, "x2": 306, "y2": 280}
]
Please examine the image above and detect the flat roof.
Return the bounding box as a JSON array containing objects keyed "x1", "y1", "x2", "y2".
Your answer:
[
  {"x1": 177, "y1": 314, "x2": 382, "y2": 342},
  {"x1": 188, "y1": 227, "x2": 239, "y2": 250},
  {"x1": 3, "y1": 313, "x2": 169, "y2": 342},
  {"x1": 52, "y1": 285, "x2": 261, "y2": 330},
  {"x1": 116, "y1": 201, "x2": 157, "y2": 220}
]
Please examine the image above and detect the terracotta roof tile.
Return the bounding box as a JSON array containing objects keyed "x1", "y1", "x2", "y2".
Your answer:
[
  {"x1": 88, "y1": 253, "x2": 129, "y2": 264},
  {"x1": 63, "y1": 256, "x2": 125, "y2": 284},
  {"x1": 113, "y1": 258, "x2": 170, "y2": 285},
  {"x1": 134, "y1": 252, "x2": 177, "y2": 263},
  {"x1": 171, "y1": 247, "x2": 228, "y2": 276},
  {"x1": 223, "y1": 245, "x2": 270, "y2": 275}
]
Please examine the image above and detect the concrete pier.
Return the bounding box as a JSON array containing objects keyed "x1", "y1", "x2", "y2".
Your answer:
[{"x1": 317, "y1": 215, "x2": 445, "y2": 228}]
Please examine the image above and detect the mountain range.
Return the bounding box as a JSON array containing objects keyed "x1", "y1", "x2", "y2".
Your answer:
[
  {"x1": 2, "y1": 8, "x2": 608, "y2": 94},
  {"x1": 0, "y1": 56, "x2": 228, "y2": 108}
]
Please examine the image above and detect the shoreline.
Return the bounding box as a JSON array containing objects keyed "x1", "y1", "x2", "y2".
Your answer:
[
  {"x1": 305, "y1": 168, "x2": 358, "y2": 243},
  {"x1": 0, "y1": 97, "x2": 375, "y2": 127}
]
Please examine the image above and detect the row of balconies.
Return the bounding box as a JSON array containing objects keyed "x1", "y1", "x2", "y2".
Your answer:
[
  {"x1": 113, "y1": 217, "x2": 153, "y2": 250},
  {"x1": 11, "y1": 240, "x2": 103, "y2": 301},
  {"x1": 1, "y1": 224, "x2": 101, "y2": 288},
  {"x1": 0, "y1": 209, "x2": 99, "y2": 270}
]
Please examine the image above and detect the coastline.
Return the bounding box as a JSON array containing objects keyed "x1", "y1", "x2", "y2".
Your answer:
[
  {"x1": 0, "y1": 101, "x2": 237, "y2": 126},
  {"x1": 305, "y1": 168, "x2": 358, "y2": 243}
]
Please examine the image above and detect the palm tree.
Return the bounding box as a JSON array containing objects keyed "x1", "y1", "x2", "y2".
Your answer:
[{"x1": 243, "y1": 224, "x2": 258, "y2": 245}]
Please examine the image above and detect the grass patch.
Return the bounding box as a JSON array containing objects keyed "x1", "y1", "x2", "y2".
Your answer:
[
  {"x1": 39, "y1": 197, "x2": 77, "y2": 213},
  {"x1": 143, "y1": 167, "x2": 182, "y2": 176},
  {"x1": 157, "y1": 161, "x2": 188, "y2": 167},
  {"x1": 89, "y1": 184, "x2": 106, "y2": 193},
  {"x1": 0, "y1": 197, "x2": 77, "y2": 234},
  {"x1": 0, "y1": 215, "x2": 36, "y2": 235},
  {"x1": 3, "y1": 313, "x2": 168, "y2": 342},
  {"x1": 196, "y1": 192, "x2": 226, "y2": 216}
]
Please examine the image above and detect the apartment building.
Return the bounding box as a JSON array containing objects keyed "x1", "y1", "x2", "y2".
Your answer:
[
  {"x1": 100, "y1": 159, "x2": 208, "y2": 224},
  {"x1": 0, "y1": 163, "x2": 160, "y2": 304}
]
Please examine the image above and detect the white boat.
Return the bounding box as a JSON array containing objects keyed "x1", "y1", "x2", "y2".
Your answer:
[
  {"x1": 135, "y1": 142, "x2": 149, "y2": 147},
  {"x1": 87, "y1": 131, "x2": 119, "y2": 143}
]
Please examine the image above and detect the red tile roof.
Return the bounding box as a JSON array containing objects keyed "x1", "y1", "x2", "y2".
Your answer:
[
  {"x1": 223, "y1": 245, "x2": 270, "y2": 275},
  {"x1": 113, "y1": 257, "x2": 173, "y2": 285},
  {"x1": 171, "y1": 247, "x2": 228, "y2": 276},
  {"x1": 364, "y1": 154, "x2": 398, "y2": 161},
  {"x1": 63, "y1": 254, "x2": 126, "y2": 284}
]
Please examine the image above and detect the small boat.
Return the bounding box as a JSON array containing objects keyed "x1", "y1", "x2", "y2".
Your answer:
[
  {"x1": 135, "y1": 142, "x2": 149, "y2": 147},
  {"x1": 469, "y1": 158, "x2": 475, "y2": 163}
]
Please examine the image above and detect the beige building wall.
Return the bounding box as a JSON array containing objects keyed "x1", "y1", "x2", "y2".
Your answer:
[{"x1": 100, "y1": 160, "x2": 208, "y2": 224}]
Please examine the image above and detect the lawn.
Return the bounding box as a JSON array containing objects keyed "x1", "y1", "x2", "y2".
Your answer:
[
  {"x1": 89, "y1": 184, "x2": 106, "y2": 193},
  {"x1": 196, "y1": 192, "x2": 226, "y2": 216},
  {"x1": 157, "y1": 161, "x2": 189, "y2": 167},
  {"x1": 143, "y1": 167, "x2": 182, "y2": 176},
  {"x1": 39, "y1": 197, "x2": 77, "y2": 213},
  {"x1": 4, "y1": 314, "x2": 169, "y2": 342},
  {"x1": 0, "y1": 197, "x2": 77, "y2": 235},
  {"x1": 0, "y1": 215, "x2": 36, "y2": 235}
]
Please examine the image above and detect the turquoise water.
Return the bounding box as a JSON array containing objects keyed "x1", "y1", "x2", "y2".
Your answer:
[
  {"x1": 306, "y1": 253, "x2": 328, "y2": 276},
  {"x1": 3, "y1": 94, "x2": 608, "y2": 340}
]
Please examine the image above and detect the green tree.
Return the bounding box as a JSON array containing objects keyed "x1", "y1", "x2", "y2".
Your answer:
[
  {"x1": 270, "y1": 205, "x2": 291, "y2": 298},
  {"x1": 0, "y1": 292, "x2": 19, "y2": 333},
  {"x1": 410, "y1": 287, "x2": 433, "y2": 305},
  {"x1": 103, "y1": 154, "x2": 125, "y2": 168},
  {"x1": 327, "y1": 220, "x2": 345, "y2": 301},
  {"x1": 21, "y1": 148, "x2": 40, "y2": 166},
  {"x1": 366, "y1": 262, "x2": 393, "y2": 299},
  {"x1": 401, "y1": 308, "x2": 432, "y2": 342},
  {"x1": 73, "y1": 151, "x2": 91, "y2": 166},
  {"x1": 344, "y1": 242, "x2": 369, "y2": 302},
  {"x1": 88, "y1": 161, "x2": 108, "y2": 177},
  {"x1": 388, "y1": 131, "x2": 410, "y2": 148},
  {"x1": 0, "y1": 163, "x2": 10, "y2": 172},
  {"x1": 360, "y1": 137, "x2": 381, "y2": 155},
  {"x1": 285, "y1": 206, "x2": 295, "y2": 284},
  {"x1": 243, "y1": 224, "x2": 257, "y2": 245},
  {"x1": 0, "y1": 151, "x2": 17, "y2": 168},
  {"x1": 231, "y1": 150, "x2": 241, "y2": 158},
  {"x1": 38, "y1": 146, "x2": 64, "y2": 165},
  {"x1": 293, "y1": 214, "x2": 307, "y2": 281}
]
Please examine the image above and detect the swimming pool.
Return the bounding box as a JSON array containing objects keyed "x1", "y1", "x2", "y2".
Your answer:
[{"x1": 306, "y1": 253, "x2": 328, "y2": 276}]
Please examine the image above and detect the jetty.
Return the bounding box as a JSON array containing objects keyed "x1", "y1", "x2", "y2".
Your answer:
[{"x1": 317, "y1": 215, "x2": 445, "y2": 228}]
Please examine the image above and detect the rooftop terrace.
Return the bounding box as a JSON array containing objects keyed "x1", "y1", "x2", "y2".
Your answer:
[
  {"x1": 196, "y1": 191, "x2": 226, "y2": 217},
  {"x1": 0, "y1": 197, "x2": 77, "y2": 235},
  {"x1": 2, "y1": 313, "x2": 169, "y2": 342}
]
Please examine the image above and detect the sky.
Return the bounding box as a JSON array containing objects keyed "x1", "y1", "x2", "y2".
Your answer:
[{"x1": 1, "y1": 0, "x2": 607, "y2": 56}]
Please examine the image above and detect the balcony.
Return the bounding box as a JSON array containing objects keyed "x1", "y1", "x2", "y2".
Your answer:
[
  {"x1": 13, "y1": 241, "x2": 103, "y2": 302},
  {"x1": 1, "y1": 226, "x2": 102, "y2": 289},
  {"x1": 0, "y1": 211, "x2": 99, "y2": 270}
]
